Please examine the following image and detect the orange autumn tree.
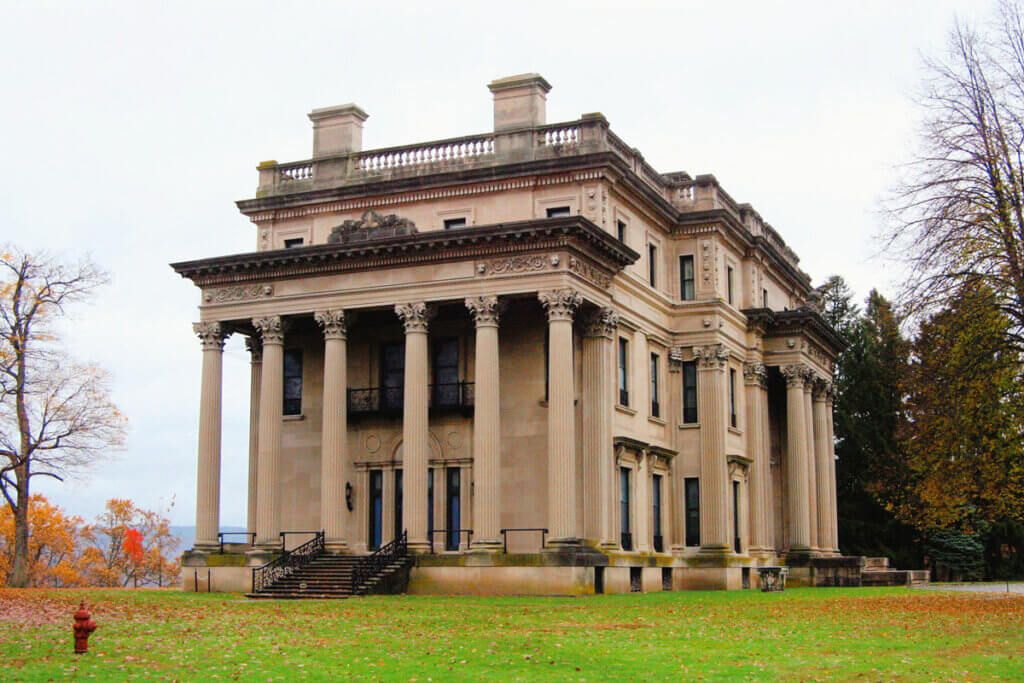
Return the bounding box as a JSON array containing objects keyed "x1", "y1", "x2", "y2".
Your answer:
[
  {"x1": 82, "y1": 498, "x2": 181, "y2": 587},
  {"x1": 0, "y1": 494, "x2": 90, "y2": 587}
]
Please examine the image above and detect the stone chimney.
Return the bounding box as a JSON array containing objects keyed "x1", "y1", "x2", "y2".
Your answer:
[
  {"x1": 488, "y1": 74, "x2": 551, "y2": 132},
  {"x1": 308, "y1": 104, "x2": 369, "y2": 158}
]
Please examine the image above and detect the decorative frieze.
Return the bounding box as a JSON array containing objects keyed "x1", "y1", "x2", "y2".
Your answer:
[
  {"x1": 568, "y1": 256, "x2": 611, "y2": 288},
  {"x1": 476, "y1": 254, "x2": 553, "y2": 277},
  {"x1": 538, "y1": 288, "x2": 582, "y2": 322},
  {"x1": 694, "y1": 343, "x2": 729, "y2": 369},
  {"x1": 193, "y1": 321, "x2": 229, "y2": 350},
  {"x1": 314, "y1": 309, "x2": 348, "y2": 339},
  {"x1": 252, "y1": 315, "x2": 286, "y2": 345},
  {"x1": 581, "y1": 307, "x2": 619, "y2": 338},
  {"x1": 395, "y1": 302, "x2": 435, "y2": 333},
  {"x1": 465, "y1": 296, "x2": 501, "y2": 327},
  {"x1": 205, "y1": 284, "x2": 274, "y2": 303}
]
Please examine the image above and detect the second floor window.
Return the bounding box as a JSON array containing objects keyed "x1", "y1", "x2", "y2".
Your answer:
[
  {"x1": 432, "y1": 338, "x2": 460, "y2": 407},
  {"x1": 763, "y1": 288, "x2": 769, "y2": 308},
  {"x1": 618, "y1": 338, "x2": 629, "y2": 406},
  {"x1": 283, "y1": 349, "x2": 303, "y2": 415},
  {"x1": 729, "y1": 367, "x2": 738, "y2": 428},
  {"x1": 682, "y1": 360, "x2": 698, "y2": 424},
  {"x1": 680, "y1": 255, "x2": 695, "y2": 301},
  {"x1": 546, "y1": 206, "x2": 571, "y2": 218},
  {"x1": 648, "y1": 244, "x2": 658, "y2": 287},
  {"x1": 727, "y1": 265, "x2": 735, "y2": 305},
  {"x1": 650, "y1": 353, "x2": 660, "y2": 418},
  {"x1": 284, "y1": 237, "x2": 304, "y2": 249},
  {"x1": 380, "y1": 342, "x2": 405, "y2": 410},
  {"x1": 443, "y1": 218, "x2": 467, "y2": 230},
  {"x1": 617, "y1": 219, "x2": 627, "y2": 243}
]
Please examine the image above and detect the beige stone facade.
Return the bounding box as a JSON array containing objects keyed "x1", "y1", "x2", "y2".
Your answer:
[{"x1": 174, "y1": 74, "x2": 845, "y2": 594}]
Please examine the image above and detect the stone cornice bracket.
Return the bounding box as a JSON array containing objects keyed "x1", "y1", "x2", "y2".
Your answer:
[
  {"x1": 581, "y1": 306, "x2": 619, "y2": 338},
  {"x1": 812, "y1": 377, "x2": 833, "y2": 401},
  {"x1": 314, "y1": 309, "x2": 348, "y2": 339},
  {"x1": 244, "y1": 335, "x2": 263, "y2": 362},
  {"x1": 252, "y1": 315, "x2": 287, "y2": 345},
  {"x1": 395, "y1": 302, "x2": 435, "y2": 334},
  {"x1": 538, "y1": 288, "x2": 582, "y2": 322},
  {"x1": 742, "y1": 361, "x2": 767, "y2": 387},
  {"x1": 194, "y1": 321, "x2": 229, "y2": 350},
  {"x1": 781, "y1": 363, "x2": 807, "y2": 388},
  {"x1": 465, "y1": 296, "x2": 502, "y2": 328},
  {"x1": 693, "y1": 343, "x2": 729, "y2": 370}
]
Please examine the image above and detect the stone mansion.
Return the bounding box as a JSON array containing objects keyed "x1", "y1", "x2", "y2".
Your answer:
[{"x1": 173, "y1": 74, "x2": 847, "y2": 594}]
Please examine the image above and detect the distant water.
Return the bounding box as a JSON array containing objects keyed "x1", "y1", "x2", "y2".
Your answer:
[{"x1": 170, "y1": 526, "x2": 248, "y2": 553}]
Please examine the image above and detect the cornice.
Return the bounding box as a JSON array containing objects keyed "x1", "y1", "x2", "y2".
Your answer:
[{"x1": 741, "y1": 307, "x2": 847, "y2": 356}]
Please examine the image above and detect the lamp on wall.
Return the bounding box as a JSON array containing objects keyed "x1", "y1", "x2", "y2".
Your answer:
[{"x1": 345, "y1": 482, "x2": 353, "y2": 511}]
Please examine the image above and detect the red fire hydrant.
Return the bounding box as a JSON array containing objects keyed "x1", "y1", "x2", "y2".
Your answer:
[{"x1": 72, "y1": 601, "x2": 97, "y2": 654}]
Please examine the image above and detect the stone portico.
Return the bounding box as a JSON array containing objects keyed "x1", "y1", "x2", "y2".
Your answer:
[{"x1": 173, "y1": 74, "x2": 846, "y2": 594}]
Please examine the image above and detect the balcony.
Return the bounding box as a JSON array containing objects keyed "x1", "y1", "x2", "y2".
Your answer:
[{"x1": 347, "y1": 382, "x2": 475, "y2": 418}]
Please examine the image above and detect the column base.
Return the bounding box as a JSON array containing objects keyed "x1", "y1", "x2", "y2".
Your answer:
[
  {"x1": 698, "y1": 544, "x2": 732, "y2": 557},
  {"x1": 407, "y1": 540, "x2": 433, "y2": 554},
  {"x1": 192, "y1": 543, "x2": 218, "y2": 554},
  {"x1": 324, "y1": 541, "x2": 350, "y2": 554},
  {"x1": 544, "y1": 537, "x2": 582, "y2": 549},
  {"x1": 469, "y1": 540, "x2": 503, "y2": 552}
]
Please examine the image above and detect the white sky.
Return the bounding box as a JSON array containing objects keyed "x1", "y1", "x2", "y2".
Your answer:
[{"x1": 0, "y1": 0, "x2": 987, "y2": 526}]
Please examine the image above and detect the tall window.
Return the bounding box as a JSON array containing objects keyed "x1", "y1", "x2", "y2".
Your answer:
[
  {"x1": 432, "y1": 338, "x2": 460, "y2": 407},
  {"x1": 368, "y1": 469, "x2": 383, "y2": 551},
  {"x1": 727, "y1": 265, "x2": 735, "y2": 304},
  {"x1": 652, "y1": 474, "x2": 663, "y2": 552},
  {"x1": 546, "y1": 206, "x2": 571, "y2": 218},
  {"x1": 617, "y1": 219, "x2": 627, "y2": 243},
  {"x1": 427, "y1": 468, "x2": 434, "y2": 542},
  {"x1": 618, "y1": 338, "x2": 629, "y2": 406},
  {"x1": 648, "y1": 243, "x2": 657, "y2": 287},
  {"x1": 732, "y1": 480, "x2": 741, "y2": 554},
  {"x1": 762, "y1": 288, "x2": 769, "y2": 308},
  {"x1": 446, "y1": 467, "x2": 461, "y2": 551},
  {"x1": 394, "y1": 469, "x2": 403, "y2": 541},
  {"x1": 380, "y1": 342, "x2": 405, "y2": 411},
  {"x1": 443, "y1": 217, "x2": 467, "y2": 230},
  {"x1": 283, "y1": 349, "x2": 303, "y2": 415},
  {"x1": 650, "y1": 353, "x2": 660, "y2": 418},
  {"x1": 680, "y1": 255, "x2": 695, "y2": 301},
  {"x1": 620, "y1": 467, "x2": 632, "y2": 551},
  {"x1": 682, "y1": 360, "x2": 698, "y2": 424},
  {"x1": 685, "y1": 477, "x2": 700, "y2": 547},
  {"x1": 729, "y1": 368, "x2": 738, "y2": 428}
]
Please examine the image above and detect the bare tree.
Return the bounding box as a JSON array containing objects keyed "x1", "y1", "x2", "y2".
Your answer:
[
  {"x1": 0, "y1": 244, "x2": 126, "y2": 587},
  {"x1": 886, "y1": 1, "x2": 1024, "y2": 352}
]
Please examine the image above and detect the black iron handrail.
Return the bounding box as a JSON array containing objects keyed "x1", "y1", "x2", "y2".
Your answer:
[
  {"x1": 348, "y1": 383, "x2": 475, "y2": 416},
  {"x1": 353, "y1": 530, "x2": 408, "y2": 593},
  {"x1": 218, "y1": 532, "x2": 256, "y2": 554},
  {"x1": 499, "y1": 528, "x2": 548, "y2": 553},
  {"x1": 252, "y1": 531, "x2": 325, "y2": 592},
  {"x1": 279, "y1": 530, "x2": 322, "y2": 551},
  {"x1": 429, "y1": 528, "x2": 473, "y2": 553}
]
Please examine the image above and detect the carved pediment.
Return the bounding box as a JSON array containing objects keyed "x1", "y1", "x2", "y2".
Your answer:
[{"x1": 327, "y1": 210, "x2": 417, "y2": 244}]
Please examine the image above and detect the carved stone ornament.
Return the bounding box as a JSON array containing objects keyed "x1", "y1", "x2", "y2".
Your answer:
[
  {"x1": 538, "y1": 288, "x2": 582, "y2": 322},
  {"x1": 252, "y1": 315, "x2": 287, "y2": 345},
  {"x1": 568, "y1": 256, "x2": 611, "y2": 288},
  {"x1": 314, "y1": 309, "x2": 348, "y2": 339},
  {"x1": 801, "y1": 367, "x2": 817, "y2": 391},
  {"x1": 193, "y1": 322, "x2": 229, "y2": 350},
  {"x1": 205, "y1": 284, "x2": 274, "y2": 304},
  {"x1": 742, "y1": 361, "x2": 767, "y2": 387},
  {"x1": 245, "y1": 335, "x2": 263, "y2": 362},
  {"x1": 476, "y1": 255, "x2": 550, "y2": 277},
  {"x1": 781, "y1": 363, "x2": 808, "y2": 388},
  {"x1": 668, "y1": 346, "x2": 685, "y2": 372},
  {"x1": 465, "y1": 296, "x2": 501, "y2": 327},
  {"x1": 581, "y1": 307, "x2": 619, "y2": 338},
  {"x1": 693, "y1": 344, "x2": 729, "y2": 369},
  {"x1": 812, "y1": 377, "x2": 833, "y2": 400},
  {"x1": 327, "y1": 209, "x2": 417, "y2": 244},
  {"x1": 395, "y1": 302, "x2": 435, "y2": 333}
]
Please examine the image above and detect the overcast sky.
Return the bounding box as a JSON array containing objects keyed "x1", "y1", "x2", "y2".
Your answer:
[{"x1": 0, "y1": 0, "x2": 988, "y2": 527}]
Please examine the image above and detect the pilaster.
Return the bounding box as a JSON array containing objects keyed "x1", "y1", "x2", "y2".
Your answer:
[{"x1": 694, "y1": 343, "x2": 730, "y2": 553}]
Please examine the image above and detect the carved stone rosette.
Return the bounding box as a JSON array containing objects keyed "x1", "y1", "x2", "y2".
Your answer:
[
  {"x1": 314, "y1": 309, "x2": 348, "y2": 339},
  {"x1": 252, "y1": 315, "x2": 286, "y2": 345},
  {"x1": 781, "y1": 363, "x2": 808, "y2": 388},
  {"x1": 693, "y1": 343, "x2": 729, "y2": 369},
  {"x1": 742, "y1": 361, "x2": 767, "y2": 387},
  {"x1": 395, "y1": 302, "x2": 435, "y2": 334},
  {"x1": 581, "y1": 307, "x2": 619, "y2": 338},
  {"x1": 465, "y1": 296, "x2": 501, "y2": 328},
  {"x1": 245, "y1": 335, "x2": 263, "y2": 362},
  {"x1": 538, "y1": 288, "x2": 582, "y2": 322},
  {"x1": 194, "y1": 322, "x2": 229, "y2": 350}
]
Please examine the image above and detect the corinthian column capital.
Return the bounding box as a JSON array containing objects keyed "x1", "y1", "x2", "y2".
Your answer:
[
  {"x1": 538, "y1": 288, "x2": 582, "y2": 322},
  {"x1": 194, "y1": 321, "x2": 229, "y2": 350},
  {"x1": 252, "y1": 315, "x2": 287, "y2": 345},
  {"x1": 694, "y1": 344, "x2": 729, "y2": 370},
  {"x1": 782, "y1": 363, "x2": 808, "y2": 388},
  {"x1": 314, "y1": 309, "x2": 348, "y2": 339},
  {"x1": 245, "y1": 335, "x2": 263, "y2": 362},
  {"x1": 465, "y1": 296, "x2": 502, "y2": 327},
  {"x1": 581, "y1": 307, "x2": 619, "y2": 338},
  {"x1": 743, "y1": 361, "x2": 767, "y2": 387},
  {"x1": 395, "y1": 302, "x2": 435, "y2": 334},
  {"x1": 812, "y1": 377, "x2": 833, "y2": 401}
]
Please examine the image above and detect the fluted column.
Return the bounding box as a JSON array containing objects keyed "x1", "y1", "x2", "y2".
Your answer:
[
  {"x1": 396, "y1": 302, "x2": 434, "y2": 552},
  {"x1": 315, "y1": 310, "x2": 349, "y2": 551},
  {"x1": 743, "y1": 361, "x2": 772, "y2": 555},
  {"x1": 245, "y1": 337, "x2": 262, "y2": 537},
  {"x1": 783, "y1": 364, "x2": 811, "y2": 552},
  {"x1": 539, "y1": 288, "x2": 582, "y2": 546},
  {"x1": 193, "y1": 322, "x2": 229, "y2": 550},
  {"x1": 825, "y1": 388, "x2": 840, "y2": 553},
  {"x1": 582, "y1": 308, "x2": 618, "y2": 547},
  {"x1": 634, "y1": 451, "x2": 651, "y2": 552},
  {"x1": 695, "y1": 344, "x2": 730, "y2": 552},
  {"x1": 803, "y1": 372, "x2": 819, "y2": 552},
  {"x1": 812, "y1": 379, "x2": 834, "y2": 554},
  {"x1": 253, "y1": 315, "x2": 286, "y2": 549},
  {"x1": 466, "y1": 296, "x2": 503, "y2": 551}
]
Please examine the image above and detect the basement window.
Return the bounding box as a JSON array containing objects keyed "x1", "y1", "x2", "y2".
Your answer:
[
  {"x1": 546, "y1": 206, "x2": 571, "y2": 218},
  {"x1": 284, "y1": 237, "x2": 305, "y2": 249}
]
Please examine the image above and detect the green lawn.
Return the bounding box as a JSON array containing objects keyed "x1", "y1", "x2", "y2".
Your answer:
[{"x1": 1, "y1": 586, "x2": 1022, "y2": 680}]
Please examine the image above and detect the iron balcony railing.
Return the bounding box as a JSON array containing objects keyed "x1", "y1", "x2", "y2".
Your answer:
[{"x1": 348, "y1": 382, "x2": 474, "y2": 417}]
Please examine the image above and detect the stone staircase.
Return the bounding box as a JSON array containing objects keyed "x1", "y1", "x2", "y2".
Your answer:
[
  {"x1": 247, "y1": 553, "x2": 413, "y2": 599},
  {"x1": 860, "y1": 557, "x2": 930, "y2": 587}
]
